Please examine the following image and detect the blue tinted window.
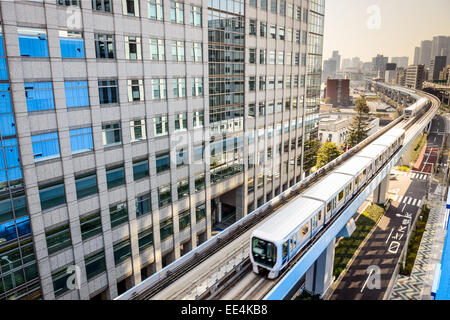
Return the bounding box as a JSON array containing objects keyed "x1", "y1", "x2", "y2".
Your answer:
[
  {"x1": 0, "y1": 114, "x2": 16, "y2": 137},
  {"x1": 98, "y1": 80, "x2": 118, "y2": 104},
  {"x1": 65, "y1": 81, "x2": 89, "y2": 108},
  {"x1": 25, "y1": 82, "x2": 55, "y2": 112},
  {"x1": 0, "y1": 138, "x2": 22, "y2": 189},
  {"x1": 39, "y1": 182, "x2": 66, "y2": 210},
  {"x1": 0, "y1": 58, "x2": 7, "y2": 81},
  {"x1": 0, "y1": 84, "x2": 12, "y2": 114},
  {"x1": 70, "y1": 127, "x2": 93, "y2": 153},
  {"x1": 106, "y1": 166, "x2": 125, "y2": 189},
  {"x1": 31, "y1": 132, "x2": 60, "y2": 161},
  {"x1": 18, "y1": 28, "x2": 49, "y2": 58},
  {"x1": 60, "y1": 38, "x2": 85, "y2": 58},
  {"x1": 0, "y1": 215, "x2": 30, "y2": 242}
]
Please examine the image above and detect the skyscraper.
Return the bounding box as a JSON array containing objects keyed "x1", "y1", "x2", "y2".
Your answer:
[
  {"x1": 391, "y1": 57, "x2": 409, "y2": 69},
  {"x1": 431, "y1": 36, "x2": 450, "y2": 59},
  {"x1": 419, "y1": 40, "x2": 432, "y2": 69},
  {"x1": 413, "y1": 47, "x2": 421, "y2": 65},
  {"x1": 429, "y1": 56, "x2": 448, "y2": 81},
  {"x1": 0, "y1": 0, "x2": 324, "y2": 300},
  {"x1": 332, "y1": 50, "x2": 341, "y2": 71}
]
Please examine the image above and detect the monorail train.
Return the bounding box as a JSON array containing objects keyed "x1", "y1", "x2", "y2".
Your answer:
[
  {"x1": 404, "y1": 97, "x2": 429, "y2": 118},
  {"x1": 250, "y1": 128, "x2": 406, "y2": 279}
]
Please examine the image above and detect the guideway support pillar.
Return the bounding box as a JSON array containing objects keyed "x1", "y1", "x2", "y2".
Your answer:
[
  {"x1": 304, "y1": 238, "x2": 335, "y2": 297},
  {"x1": 373, "y1": 173, "x2": 389, "y2": 205}
]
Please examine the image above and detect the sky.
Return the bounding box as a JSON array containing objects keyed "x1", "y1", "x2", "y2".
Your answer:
[{"x1": 323, "y1": 0, "x2": 450, "y2": 62}]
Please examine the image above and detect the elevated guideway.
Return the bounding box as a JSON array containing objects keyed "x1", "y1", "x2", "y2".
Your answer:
[{"x1": 116, "y1": 87, "x2": 440, "y2": 301}]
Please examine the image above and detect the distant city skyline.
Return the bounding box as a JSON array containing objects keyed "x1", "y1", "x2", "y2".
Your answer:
[{"x1": 323, "y1": 0, "x2": 450, "y2": 63}]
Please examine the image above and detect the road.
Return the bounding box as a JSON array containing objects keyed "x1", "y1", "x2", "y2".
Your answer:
[{"x1": 329, "y1": 115, "x2": 445, "y2": 300}]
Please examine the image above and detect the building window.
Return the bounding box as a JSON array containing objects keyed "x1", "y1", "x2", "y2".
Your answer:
[
  {"x1": 110, "y1": 202, "x2": 128, "y2": 228},
  {"x1": 106, "y1": 165, "x2": 125, "y2": 189},
  {"x1": 122, "y1": 0, "x2": 139, "y2": 16},
  {"x1": 280, "y1": 0, "x2": 286, "y2": 15},
  {"x1": 176, "y1": 147, "x2": 188, "y2": 167},
  {"x1": 152, "y1": 78, "x2": 167, "y2": 100},
  {"x1": 170, "y1": 2, "x2": 184, "y2": 24},
  {"x1": 179, "y1": 209, "x2": 190, "y2": 230},
  {"x1": 158, "y1": 185, "x2": 172, "y2": 207},
  {"x1": 259, "y1": 76, "x2": 266, "y2": 90},
  {"x1": 125, "y1": 36, "x2": 142, "y2": 60},
  {"x1": 113, "y1": 238, "x2": 131, "y2": 265},
  {"x1": 196, "y1": 203, "x2": 206, "y2": 221},
  {"x1": 80, "y1": 211, "x2": 102, "y2": 241},
  {"x1": 39, "y1": 181, "x2": 66, "y2": 211},
  {"x1": 46, "y1": 223, "x2": 71, "y2": 255},
  {"x1": 59, "y1": 30, "x2": 85, "y2": 58},
  {"x1": 136, "y1": 193, "x2": 151, "y2": 217},
  {"x1": 75, "y1": 172, "x2": 98, "y2": 199},
  {"x1": 102, "y1": 122, "x2": 122, "y2": 146},
  {"x1": 133, "y1": 159, "x2": 149, "y2": 180},
  {"x1": 160, "y1": 217, "x2": 173, "y2": 240},
  {"x1": 85, "y1": 251, "x2": 106, "y2": 280},
  {"x1": 260, "y1": 22, "x2": 266, "y2": 37},
  {"x1": 193, "y1": 143, "x2": 204, "y2": 162},
  {"x1": 98, "y1": 80, "x2": 118, "y2": 104},
  {"x1": 277, "y1": 76, "x2": 284, "y2": 89},
  {"x1": 92, "y1": 0, "x2": 112, "y2": 12},
  {"x1": 268, "y1": 76, "x2": 275, "y2": 89},
  {"x1": 193, "y1": 111, "x2": 204, "y2": 128},
  {"x1": 156, "y1": 151, "x2": 170, "y2": 173},
  {"x1": 195, "y1": 172, "x2": 205, "y2": 191},
  {"x1": 170, "y1": 41, "x2": 185, "y2": 61},
  {"x1": 138, "y1": 227, "x2": 153, "y2": 251},
  {"x1": 130, "y1": 119, "x2": 147, "y2": 142},
  {"x1": 25, "y1": 82, "x2": 55, "y2": 112},
  {"x1": 70, "y1": 127, "x2": 93, "y2": 154},
  {"x1": 154, "y1": 115, "x2": 168, "y2": 136},
  {"x1": 57, "y1": 0, "x2": 80, "y2": 5},
  {"x1": 174, "y1": 113, "x2": 187, "y2": 131},
  {"x1": 65, "y1": 81, "x2": 89, "y2": 108},
  {"x1": 191, "y1": 42, "x2": 203, "y2": 62},
  {"x1": 249, "y1": 77, "x2": 256, "y2": 91},
  {"x1": 32, "y1": 132, "x2": 60, "y2": 161},
  {"x1": 269, "y1": 25, "x2": 276, "y2": 39},
  {"x1": 279, "y1": 27, "x2": 285, "y2": 40},
  {"x1": 192, "y1": 78, "x2": 204, "y2": 96},
  {"x1": 260, "y1": 50, "x2": 266, "y2": 64},
  {"x1": 190, "y1": 6, "x2": 202, "y2": 26},
  {"x1": 52, "y1": 267, "x2": 71, "y2": 297},
  {"x1": 18, "y1": 27, "x2": 49, "y2": 58},
  {"x1": 94, "y1": 34, "x2": 115, "y2": 59},
  {"x1": 249, "y1": 48, "x2": 256, "y2": 64},
  {"x1": 269, "y1": 51, "x2": 275, "y2": 65},
  {"x1": 150, "y1": 38, "x2": 165, "y2": 60},
  {"x1": 173, "y1": 78, "x2": 186, "y2": 98},
  {"x1": 249, "y1": 20, "x2": 256, "y2": 36},
  {"x1": 270, "y1": 0, "x2": 277, "y2": 13},
  {"x1": 128, "y1": 79, "x2": 144, "y2": 101},
  {"x1": 149, "y1": 0, "x2": 163, "y2": 20},
  {"x1": 177, "y1": 178, "x2": 189, "y2": 199},
  {"x1": 261, "y1": 0, "x2": 267, "y2": 10}
]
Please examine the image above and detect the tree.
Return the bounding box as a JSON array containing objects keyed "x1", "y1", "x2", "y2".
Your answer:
[
  {"x1": 347, "y1": 95, "x2": 371, "y2": 148},
  {"x1": 316, "y1": 142, "x2": 342, "y2": 169},
  {"x1": 303, "y1": 139, "x2": 320, "y2": 174}
]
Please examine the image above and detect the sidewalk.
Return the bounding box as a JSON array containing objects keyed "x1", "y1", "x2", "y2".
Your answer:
[{"x1": 388, "y1": 180, "x2": 447, "y2": 300}]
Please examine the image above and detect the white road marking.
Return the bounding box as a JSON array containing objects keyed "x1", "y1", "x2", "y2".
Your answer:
[
  {"x1": 417, "y1": 200, "x2": 422, "y2": 207},
  {"x1": 361, "y1": 269, "x2": 375, "y2": 293},
  {"x1": 402, "y1": 196, "x2": 408, "y2": 204},
  {"x1": 397, "y1": 195, "x2": 404, "y2": 203},
  {"x1": 407, "y1": 197, "x2": 412, "y2": 205},
  {"x1": 411, "y1": 198, "x2": 417, "y2": 206},
  {"x1": 386, "y1": 227, "x2": 395, "y2": 243}
]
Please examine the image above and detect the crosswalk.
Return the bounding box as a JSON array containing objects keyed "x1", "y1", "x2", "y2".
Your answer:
[
  {"x1": 391, "y1": 194, "x2": 422, "y2": 207},
  {"x1": 393, "y1": 171, "x2": 429, "y2": 181}
]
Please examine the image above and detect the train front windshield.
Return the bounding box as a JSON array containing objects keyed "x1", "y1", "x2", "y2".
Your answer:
[{"x1": 252, "y1": 237, "x2": 276, "y2": 268}]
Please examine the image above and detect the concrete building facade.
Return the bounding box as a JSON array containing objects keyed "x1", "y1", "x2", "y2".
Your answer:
[{"x1": 0, "y1": 0, "x2": 324, "y2": 300}]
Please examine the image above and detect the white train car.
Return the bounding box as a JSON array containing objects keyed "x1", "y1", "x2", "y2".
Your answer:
[
  {"x1": 405, "y1": 97, "x2": 429, "y2": 118},
  {"x1": 251, "y1": 197, "x2": 325, "y2": 278},
  {"x1": 250, "y1": 128, "x2": 406, "y2": 279}
]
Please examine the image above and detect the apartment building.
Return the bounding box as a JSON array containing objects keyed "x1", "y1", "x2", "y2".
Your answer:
[{"x1": 0, "y1": 0, "x2": 324, "y2": 300}]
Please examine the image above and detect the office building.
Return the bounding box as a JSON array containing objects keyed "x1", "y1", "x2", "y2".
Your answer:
[
  {"x1": 325, "y1": 78, "x2": 350, "y2": 107},
  {"x1": 0, "y1": 0, "x2": 324, "y2": 300},
  {"x1": 429, "y1": 56, "x2": 448, "y2": 81},
  {"x1": 391, "y1": 57, "x2": 409, "y2": 69},
  {"x1": 406, "y1": 64, "x2": 425, "y2": 90},
  {"x1": 419, "y1": 40, "x2": 432, "y2": 69}
]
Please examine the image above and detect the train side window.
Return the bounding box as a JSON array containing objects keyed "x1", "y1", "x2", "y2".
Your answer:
[
  {"x1": 318, "y1": 209, "x2": 323, "y2": 221},
  {"x1": 300, "y1": 223, "x2": 309, "y2": 238},
  {"x1": 355, "y1": 176, "x2": 359, "y2": 185},
  {"x1": 282, "y1": 242, "x2": 288, "y2": 259},
  {"x1": 338, "y1": 190, "x2": 344, "y2": 202},
  {"x1": 293, "y1": 234, "x2": 297, "y2": 249},
  {"x1": 327, "y1": 202, "x2": 331, "y2": 213}
]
